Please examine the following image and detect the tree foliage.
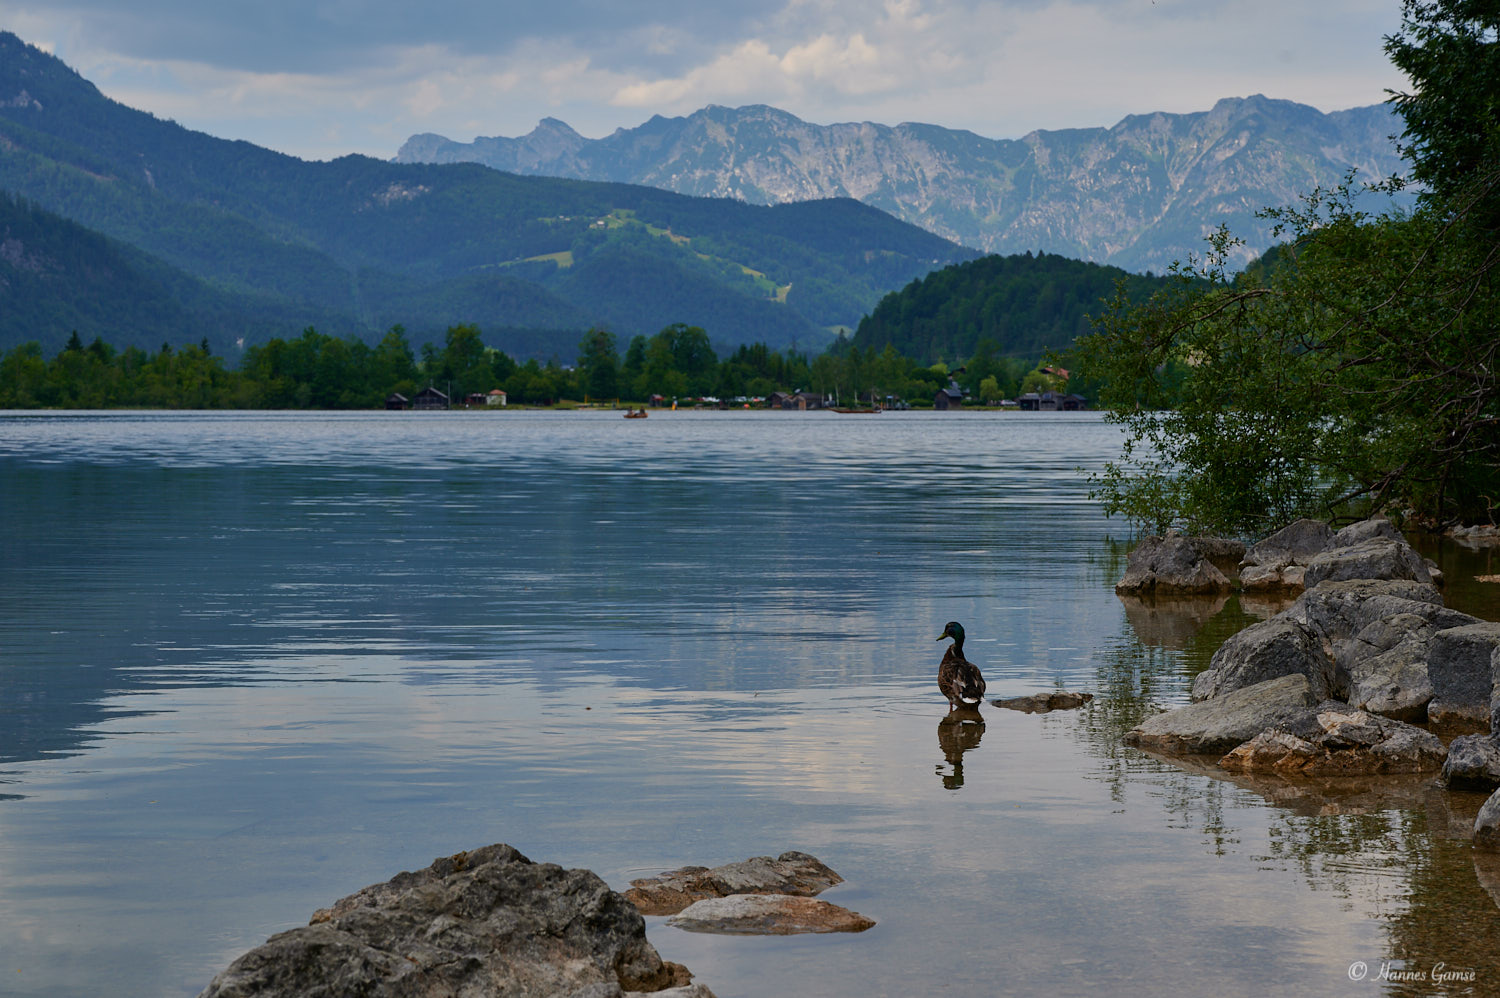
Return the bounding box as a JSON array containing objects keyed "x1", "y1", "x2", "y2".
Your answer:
[
  {"x1": 1385, "y1": 0, "x2": 1500, "y2": 216},
  {"x1": 1076, "y1": 27, "x2": 1500, "y2": 537},
  {"x1": 851, "y1": 251, "x2": 1171, "y2": 365}
]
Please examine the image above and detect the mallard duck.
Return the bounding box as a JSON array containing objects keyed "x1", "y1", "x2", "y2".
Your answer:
[{"x1": 936, "y1": 621, "x2": 986, "y2": 711}]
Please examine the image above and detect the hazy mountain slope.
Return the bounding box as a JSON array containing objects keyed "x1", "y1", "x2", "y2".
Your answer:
[
  {"x1": 400, "y1": 99, "x2": 1410, "y2": 270},
  {"x1": 0, "y1": 192, "x2": 356, "y2": 354},
  {"x1": 0, "y1": 32, "x2": 976, "y2": 353}
]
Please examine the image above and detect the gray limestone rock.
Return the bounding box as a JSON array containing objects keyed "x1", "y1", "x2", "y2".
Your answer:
[
  {"x1": 197, "y1": 844, "x2": 709, "y2": 998},
  {"x1": 666, "y1": 894, "x2": 875, "y2": 935},
  {"x1": 1238, "y1": 519, "x2": 1336, "y2": 590},
  {"x1": 990, "y1": 691, "x2": 1094, "y2": 713},
  {"x1": 1426, "y1": 623, "x2": 1500, "y2": 729},
  {"x1": 1330, "y1": 517, "x2": 1405, "y2": 548},
  {"x1": 1242, "y1": 518, "x2": 1335, "y2": 568},
  {"x1": 624, "y1": 852, "x2": 843, "y2": 916},
  {"x1": 1346, "y1": 636, "x2": 1435, "y2": 722},
  {"x1": 1191, "y1": 618, "x2": 1335, "y2": 702},
  {"x1": 1115, "y1": 532, "x2": 1231, "y2": 596},
  {"x1": 1302, "y1": 537, "x2": 1433, "y2": 590},
  {"x1": 1283, "y1": 579, "x2": 1445, "y2": 649},
  {"x1": 1124, "y1": 674, "x2": 1318, "y2": 756},
  {"x1": 1219, "y1": 704, "x2": 1447, "y2": 776},
  {"x1": 1493, "y1": 645, "x2": 1500, "y2": 736},
  {"x1": 1441, "y1": 734, "x2": 1500, "y2": 791},
  {"x1": 1476, "y1": 789, "x2": 1500, "y2": 853}
]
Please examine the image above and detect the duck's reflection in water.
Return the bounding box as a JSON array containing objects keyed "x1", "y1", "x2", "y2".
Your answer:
[{"x1": 936, "y1": 708, "x2": 985, "y2": 789}]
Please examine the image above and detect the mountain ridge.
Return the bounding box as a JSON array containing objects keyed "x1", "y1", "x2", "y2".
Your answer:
[
  {"x1": 0, "y1": 31, "x2": 975, "y2": 355},
  {"x1": 398, "y1": 97, "x2": 1411, "y2": 270}
]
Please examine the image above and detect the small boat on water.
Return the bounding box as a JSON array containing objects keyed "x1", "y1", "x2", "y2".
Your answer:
[
  {"x1": 624, "y1": 408, "x2": 648, "y2": 419},
  {"x1": 831, "y1": 406, "x2": 880, "y2": 414}
]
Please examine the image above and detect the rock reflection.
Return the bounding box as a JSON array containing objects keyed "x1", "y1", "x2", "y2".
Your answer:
[
  {"x1": 1136, "y1": 747, "x2": 1500, "y2": 987},
  {"x1": 1118, "y1": 594, "x2": 1229, "y2": 651},
  {"x1": 936, "y1": 708, "x2": 985, "y2": 790},
  {"x1": 1141, "y1": 749, "x2": 1449, "y2": 818},
  {"x1": 1237, "y1": 591, "x2": 1299, "y2": 621}
]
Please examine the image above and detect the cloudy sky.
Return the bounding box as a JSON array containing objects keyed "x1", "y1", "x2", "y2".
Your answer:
[{"x1": 1, "y1": 0, "x2": 1409, "y2": 161}]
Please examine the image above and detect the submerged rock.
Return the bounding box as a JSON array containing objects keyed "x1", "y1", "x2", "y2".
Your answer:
[
  {"x1": 667, "y1": 894, "x2": 875, "y2": 935},
  {"x1": 1124, "y1": 674, "x2": 1317, "y2": 756},
  {"x1": 1115, "y1": 532, "x2": 1231, "y2": 596},
  {"x1": 197, "y1": 844, "x2": 709, "y2": 998},
  {"x1": 1218, "y1": 704, "x2": 1447, "y2": 776},
  {"x1": 624, "y1": 852, "x2": 843, "y2": 916},
  {"x1": 1448, "y1": 524, "x2": 1500, "y2": 549},
  {"x1": 990, "y1": 691, "x2": 1094, "y2": 713}
]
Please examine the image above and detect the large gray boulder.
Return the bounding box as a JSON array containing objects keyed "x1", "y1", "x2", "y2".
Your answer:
[
  {"x1": 1190, "y1": 618, "x2": 1335, "y2": 701},
  {"x1": 1115, "y1": 532, "x2": 1231, "y2": 596},
  {"x1": 1189, "y1": 535, "x2": 1248, "y2": 567},
  {"x1": 1218, "y1": 703, "x2": 1447, "y2": 776},
  {"x1": 1426, "y1": 623, "x2": 1500, "y2": 728},
  {"x1": 1239, "y1": 518, "x2": 1334, "y2": 591},
  {"x1": 1124, "y1": 674, "x2": 1318, "y2": 755},
  {"x1": 1337, "y1": 607, "x2": 1481, "y2": 721},
  {"x1": 1346, "y1": 634, "x2": 1436, "y2": 722},
  {"x1": 1476, "y1": 789, "x2": 1500, "y2": 853},
  {"x1": 1302, "y1": 537, "x2": 1433, "y2": 590},
  {"x1": 1441, "y1": 734, "x2": 1500, "y2": 790},
  {"x1": 624, "y1": 852, "x2": 843, "y2": 916},
  {"x1": 197, "y1": 844, "x2": 711, "y2": 998},
  {"x1": 1493, "y1": 645, "x2": 1500, "y2": 735},
  {"x1": 667, "y1": 895, "x2": 875, "y2": 935},
  {"x1": 1283, "y1": 579, "x2": 1445, "y2": 649},
  {"x1": 1330, "y1": 517, "x2": 1405, "y2": 548}
]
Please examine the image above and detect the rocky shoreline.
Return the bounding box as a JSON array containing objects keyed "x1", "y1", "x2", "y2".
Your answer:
[
  {"x1": 197, "y1": 847, "x2": 872, "y2": 997},
  {"x1": 1116, "y1": 516, "x2": 1500, "y2": 850}
]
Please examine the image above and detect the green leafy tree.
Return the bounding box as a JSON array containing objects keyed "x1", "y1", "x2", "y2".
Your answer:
[
  {"x1": 576, "y1": 327, "x2": 620, "y2": 401},
  {"x1": 1385, "y1": 0, "x2": 1500, "y2": 216},
  {"x1": 1074, "y1": 6, "x2": 1500, "y2": 536}
]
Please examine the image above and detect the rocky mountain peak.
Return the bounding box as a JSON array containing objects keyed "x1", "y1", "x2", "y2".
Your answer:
[{"x1": 396, "y1": 99, "x2": 1409, "y2": 270}]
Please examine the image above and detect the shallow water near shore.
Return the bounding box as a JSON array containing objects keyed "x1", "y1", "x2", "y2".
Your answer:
[{"x1": 2, "y1": 409, "x2": 1499, "y2": 997}]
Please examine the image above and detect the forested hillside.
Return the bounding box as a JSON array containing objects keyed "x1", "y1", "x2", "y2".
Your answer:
[
  {"x1": 851, "y1": 252, "x2": 1172, "y2": 364},
  {"x1": 0, "y1": 192, "x2": 359, "y2": 352},
  {"x1": 0, "y1": 32, "x2": 975, "y2": 355}
]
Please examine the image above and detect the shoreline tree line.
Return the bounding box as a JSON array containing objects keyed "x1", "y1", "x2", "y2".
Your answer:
[{"x1": 0, "y1": 321, "x2": 1073, "y2": 410}]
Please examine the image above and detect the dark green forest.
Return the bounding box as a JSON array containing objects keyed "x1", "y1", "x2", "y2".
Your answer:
[{"x1": 851, "y1": 251, "x2": 1173, "y2": 364}]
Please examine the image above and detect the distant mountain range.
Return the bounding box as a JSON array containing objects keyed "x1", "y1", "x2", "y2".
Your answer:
[
  {"x1": 399, "y1": 99, "x2": 1411, "y2": 271},
  {"x1": 0, "y1": 32, "x2": 974, "y2": 356}
]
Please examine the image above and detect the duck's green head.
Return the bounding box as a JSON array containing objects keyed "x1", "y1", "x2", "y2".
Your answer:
[{"x1": 937, "y1": 621, "x2": 964, "y2": 643}]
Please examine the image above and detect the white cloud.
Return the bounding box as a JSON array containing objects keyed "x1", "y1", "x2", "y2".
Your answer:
[{"x1": 0, "y1": 0, "x2": 1409, "y2": 159}]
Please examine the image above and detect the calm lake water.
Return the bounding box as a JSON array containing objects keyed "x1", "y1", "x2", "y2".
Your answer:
[{"x1": 2, "y1": 409, "x2": 1499, "y2": 998}]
